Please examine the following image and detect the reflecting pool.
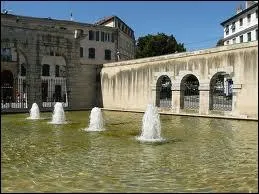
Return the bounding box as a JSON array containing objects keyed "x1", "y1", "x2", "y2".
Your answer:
[{"x1": 1, "y1": 111, "x2": 258, "y2": 192}]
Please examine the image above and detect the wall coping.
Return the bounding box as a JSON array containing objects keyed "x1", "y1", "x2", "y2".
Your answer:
[{"x1": 103, "y1": 41, "x2": 258, "y2": 68}]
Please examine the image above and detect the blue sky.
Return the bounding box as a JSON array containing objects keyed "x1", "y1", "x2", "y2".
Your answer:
[{"x1": 2, "y1": 1, "x2": 244, "y2": 51}]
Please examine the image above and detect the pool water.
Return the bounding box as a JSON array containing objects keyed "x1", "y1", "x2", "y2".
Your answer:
[{"x1": 1, "y1": 111, "x2": 258, "y2": 192}]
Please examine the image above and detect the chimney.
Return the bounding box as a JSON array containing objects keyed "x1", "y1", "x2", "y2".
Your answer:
[{"x1": 236, "y1": 4, "x2": 243, "y2": 14}]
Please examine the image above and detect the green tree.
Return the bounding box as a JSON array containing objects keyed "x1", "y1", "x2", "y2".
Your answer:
[
  {"x1": 216, "y1": 38, "x2": 224, "y2": 47},
  {"x1": 135, "y1": 33, "x2": 186, "y2": 58}
]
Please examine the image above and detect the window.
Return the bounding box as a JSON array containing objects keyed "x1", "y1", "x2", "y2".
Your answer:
[
  {"x1": 256, "y1": 29, "x2": 258, "y2": 40},
  {"x1": 226, "y1": 40, "x2": 229, "y2": 45},
  {"x1": 1, "y1": 48, "x2": 12, "y2": 61},
  {"x1": 50, "y1": 51, "x2": 54, "y2": 56},
  {"x1": 247, "y1": 32, "x2": 251, "y2": 42},
  {"x1": 88, "y1": 48, "x2": 95, "y2": 59},
  {"x1": 231, "y1": 22, "x2": 235, "y2": 33},
  {"x1": 96, "y1": 31, "x2": 99, "y2": 41},
  {"x1": 105, "y1": 33, "x2": 110, "y2": 42},
  {"x1": 55, "y1": 65, "x2": 60, "y2": 77},
  {"x1": 239, "y1": 18, "x2": 243, "y2": 26},
  {"x1": 101, "y1": 32, "x2": 105, "y2": 41},
  {"x1": 232, "y1": 38, "x2": 236, "y2": 44},
  {"x1": 111, "y1": 33, "x2": 115, "y2": 42},
  {"x1": 21, "y1": 64, "x2": 26, "y2": 76},
  {"x1": 247, "y1": 14, "x2": 251, "y2": 23},
  {"x1": 42, "y1": 64, "x2": 50, "y2": 76},
  {"x1": 80, "y1": 47, "x2": 83, "y2": 57},
  {"x1": 225, "y1": 25, "x2": 229, "y2": 35},
  {"x1": 240, "y1": 35, "x2": 243, "y2": 43},
  {"x1": 89, "y1": 30, "x2": 94, "y2": 40},
  {"x1": 105, "y1": 49, "x2": 111, "y2": 60}
]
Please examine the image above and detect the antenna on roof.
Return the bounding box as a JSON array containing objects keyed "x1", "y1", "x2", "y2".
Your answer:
[
  {"x1": 70, "y1": 10, "x2": 73, "y2": 21},
  {"x1": 2, "y1": 1, "x2": 12, "y2": 14}
]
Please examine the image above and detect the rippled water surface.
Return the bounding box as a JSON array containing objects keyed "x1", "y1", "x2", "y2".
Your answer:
[{"x1": 1, "y1": 111, "x2": 258, "y2": 192}]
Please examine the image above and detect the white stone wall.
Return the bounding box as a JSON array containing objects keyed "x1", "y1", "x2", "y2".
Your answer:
[{"x1": 101, "y1": 41, "x2": 258, "y2": 119}]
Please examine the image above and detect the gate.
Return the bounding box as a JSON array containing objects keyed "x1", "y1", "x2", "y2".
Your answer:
[
  {"x1": 210, "y1": 73, "x2": 232, "y2": 111},
  {"x1": 181, "y1": 80, "x2": 199, "y2": 109},
  {"x1": 41, "y1": 77, "x2": 68, "y2": 108},
  {"x1": 156, "y1": 75, "x2": 172, "y2": 108},
  {"x1": 1, "y1": 73, "x2": 28, "y2": 109}
]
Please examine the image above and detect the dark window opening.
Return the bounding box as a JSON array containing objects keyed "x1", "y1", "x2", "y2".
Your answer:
[
  {"x1": 89, "y1": 48, "x2": 95, "y2": 59},
  {"x1": 111, "y1": 33, "x2": 115, "y2": 42},
  {"x1": 55, "y1": 65, "x2": 60, "y2": 77},
  {"x1": 80, "y1": 47, "x2": 84, "y2": 57},
  {"x1": 1, "y1": 48, "x2": 12, "y2": 61},
  {"x1": 247, "y1": 32, "x2": 251, "y2": 42},
  {"x1": 101, "y1": 32, "x2": 105, "y2": 41},
  {"x1": 21, "y1": 64, "x2": 26, "y2": 76},
  {"x1": 89, "y1": 30, "x2": 94, "y2": 40},
  {"x1": 96, "y1": 31, "x2": 99, "y2": 41},
  {"x1": 105, "y1": 49, "x2": 111, "y2": 60},
  {"x1": 42, "y1": 64, "x2": 50, "y2": 76}
]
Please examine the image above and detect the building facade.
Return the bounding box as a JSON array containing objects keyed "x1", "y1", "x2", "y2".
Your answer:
[
  {"x1": 1, "y1": 13, "x2": 135, "y2": 111},
  {"x1": 221, "y1": 1, "x2": 258, "y2": 45}
]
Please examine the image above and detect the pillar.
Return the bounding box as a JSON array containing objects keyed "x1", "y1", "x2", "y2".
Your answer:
[{"x1": 199, "y1": 83, "x2": 210, "y2": 115}]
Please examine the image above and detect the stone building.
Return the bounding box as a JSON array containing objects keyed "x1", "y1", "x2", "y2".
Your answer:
[{"x1": 1, "y1": 13, "x2": 135, "y2": 111}]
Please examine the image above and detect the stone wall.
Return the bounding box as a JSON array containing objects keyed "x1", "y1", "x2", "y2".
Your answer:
[
  {"x1": 101, "y1": 41, "x2": 258, "y2": 119},
  {"x1": 1, "y1": 14, "x2": 97, "y2": 111}
]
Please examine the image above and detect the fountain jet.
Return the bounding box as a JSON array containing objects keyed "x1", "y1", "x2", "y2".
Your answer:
[
  {"x1": 27, "y1": 103, "x2": 40, "y2": 120},
  {"x1": 136, "y1": 104, "x2": 165, "y2": 142},
  {"x1": 84, "y1": 107, "x2": 105, "y2": 131},
  {"x1": 49, "y1": 102, "x2": 67, "y2": 124}
]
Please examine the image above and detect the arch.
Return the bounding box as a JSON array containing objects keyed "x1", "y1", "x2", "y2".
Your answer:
[
  {"x1": 1, "y1": 70, "x2": 14, "y2": 102},
  {"x1": 180, "y1": 74, "x2": 200, "y2": 110},
  {"x1": 156, "y1": 75, "x2": 172, "y2": 108},
  {"x1": 209, "y1": 71, "x2": 233, "y2": 111}
]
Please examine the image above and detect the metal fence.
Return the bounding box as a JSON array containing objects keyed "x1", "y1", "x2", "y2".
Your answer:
[
  {"x1": 181, "y1": 81, "x2": 199, "y2": 110},
  {"x1": 210, "y1": 78, "x2": 233, "y2": 111},
  {"x1": 41, "y1": 77, "x2": 68, "y2": 108},
  {"x1": 1, "y1": 76, "x2": 28, "y2": 109},
  {"x1": 156, "y1": 76, "x2": 172, "y2": 108}
]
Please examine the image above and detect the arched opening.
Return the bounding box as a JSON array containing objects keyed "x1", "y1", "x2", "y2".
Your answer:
[
  {"x1": 209, "y1": 72, "x2": 233, "y2": 111},
  {"x1": 156, "y1": 75, "x2": 172, "y2": 108},
  {"x1": 1, "y1": 70, "x2": 14, "y2": 103},
  {"x1": 180, "y1": 74, "x2": 199, "y2": 110}
]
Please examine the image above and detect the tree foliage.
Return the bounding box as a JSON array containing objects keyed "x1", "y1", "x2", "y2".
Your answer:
[
  {"x1": 216, "y1": 38, "x2": 224, "y2": 47},
  {"x1": 135, "y1": 33, "x2": 186, "y2": 58}
]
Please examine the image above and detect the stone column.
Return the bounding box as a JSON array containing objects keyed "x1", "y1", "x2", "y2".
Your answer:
[
  {"x1": 151, "y1": 84, "x2": 156, "y2": 106},
  {"x1": 26, "y1": 35, "x2": 42, "y2": 109},
  {"x1": 199, "y1": 83, "x2": 210, "y2": 115},
  {"x1": 230, "y1": 83, "x2": 242, "y2": 117},
  {"x1": 172, "y1": 82, "x2": 181, "y2": 113}
]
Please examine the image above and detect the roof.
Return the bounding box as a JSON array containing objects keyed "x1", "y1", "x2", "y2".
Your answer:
[
  {"x1": 1, "y1": 13, "x2": 115, "y2": 30},
  {"x1": 94, "y1": 15, "x2": 116, "y2": 25},
  {"x1": 221, "y1": 2, "x2": 258, "y2": 26}
]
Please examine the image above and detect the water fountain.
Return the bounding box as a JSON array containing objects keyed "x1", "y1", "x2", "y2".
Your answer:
[
  {"x1": 49, "y1": 102, "x2": 67, "y2": 124},
  {"x1": 136, "y1": 104, "x2": 165, "y2": 142},
  {"x1": 27, "y1": 103, "x2": 40, "y2": 120},
  {"x1": 84, "y1": 107, "x2": 105, "y2": 131}
]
